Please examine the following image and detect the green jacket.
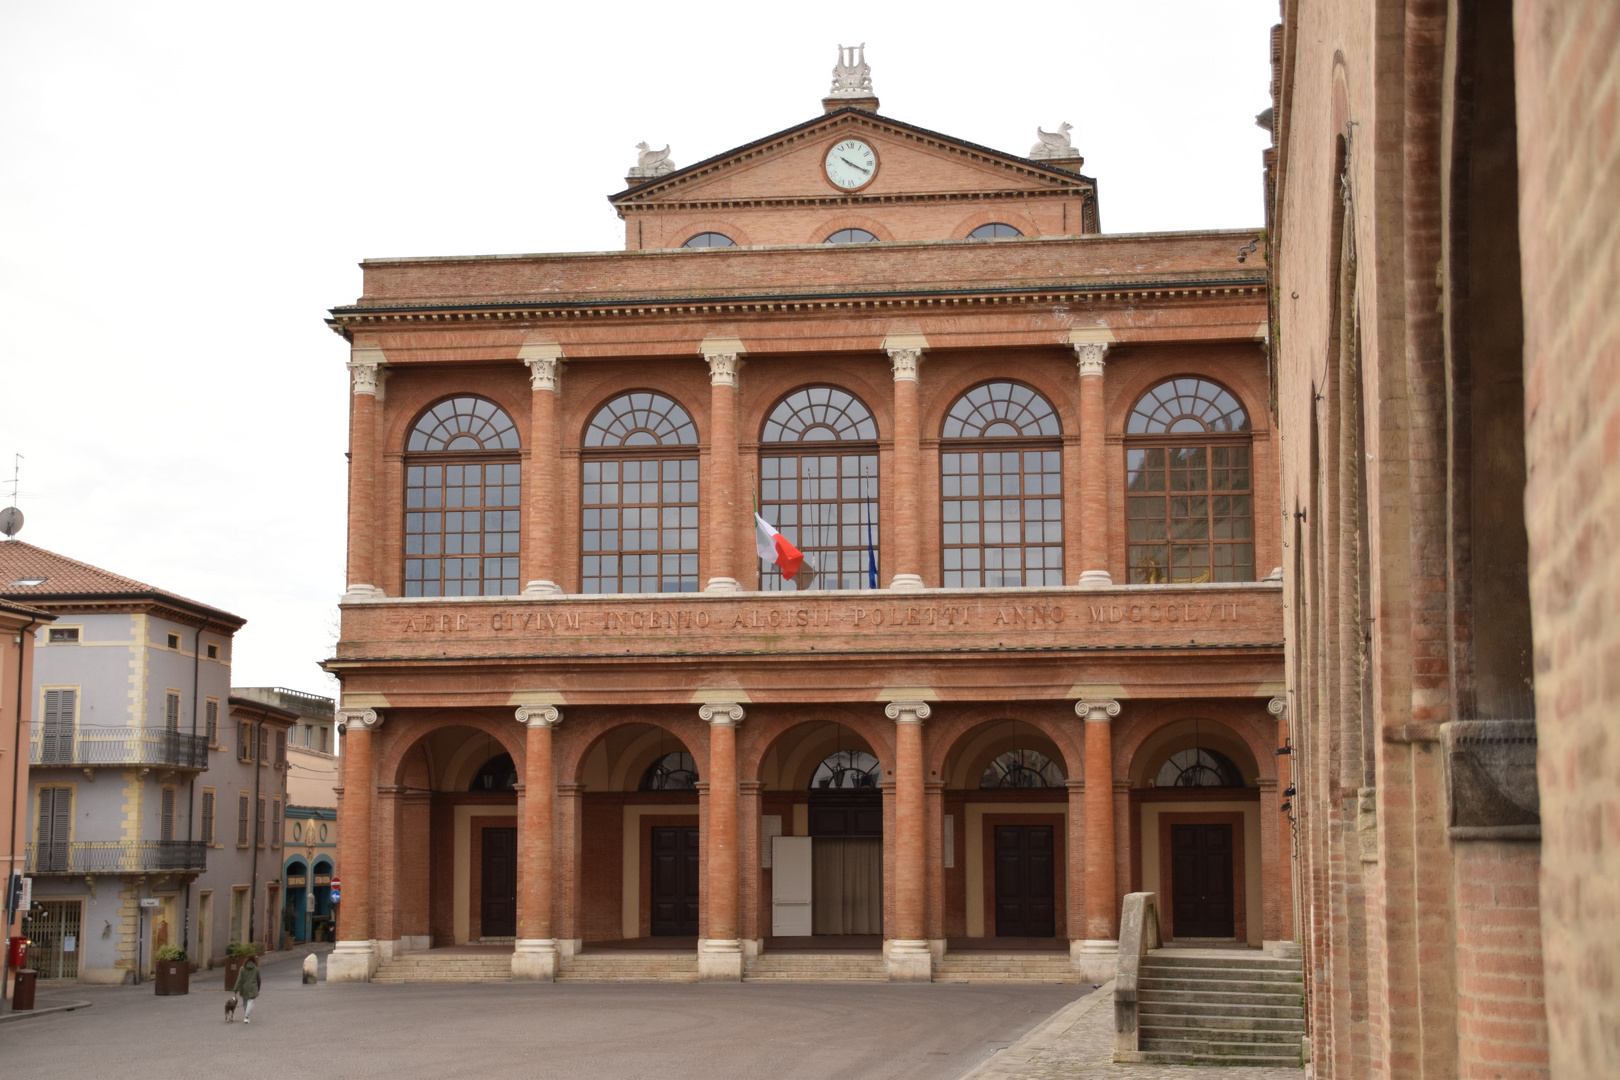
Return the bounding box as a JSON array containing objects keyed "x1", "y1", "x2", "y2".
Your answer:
[{"x1": 234, "y1": 960, "x2": 261, "y2": 999}]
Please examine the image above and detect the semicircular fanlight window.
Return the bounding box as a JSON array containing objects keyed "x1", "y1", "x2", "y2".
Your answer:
[
  {"x1": 1127, "y1": 378, "x2": 1251, "y2": 434},
  {"x1": 979, "y1": 749, "x2": 1066, "y2": 788},
  {"x1": 408, "y1": 396, "x2": 521, "y2": 452},
  {"x1": 810, "y1": 750, "x2": 883, "y2": 789},
  {"x1": 585, "y1": 392, "x2": 698, "y2": 448},
  {"x1": 943, "y1": 381, "x2": 1060, "y2": 439},
  {"x1": 1154, "y1": 747, "x2": 1245, "y2": 788},
  {"x1": 762, "y1": 386, "x2": 878, "y2": 443},
  {"x1": 640, "y1": 751, "x2": 698, "y2": 790}
]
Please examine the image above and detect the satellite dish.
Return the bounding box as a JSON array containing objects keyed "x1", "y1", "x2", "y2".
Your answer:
[{"x1": 0, "y1": 507, "x2": 22, "y2": 539}]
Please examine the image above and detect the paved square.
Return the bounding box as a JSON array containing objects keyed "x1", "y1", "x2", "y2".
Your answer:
[{"x1": 4, "y1": 957, "x2": 1078, "y2": 1080}]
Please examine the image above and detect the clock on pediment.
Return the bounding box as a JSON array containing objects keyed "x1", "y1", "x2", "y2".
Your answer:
[{"x1": 823, "y1": 137, "x2": 878, "y2": 191}]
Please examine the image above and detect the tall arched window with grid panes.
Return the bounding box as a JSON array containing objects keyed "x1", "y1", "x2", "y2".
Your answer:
[
  {"x1": 1125, "y1": 377, "x2": 1254, "y2": 583},
  {"x1": 939, "y1": 381, "x2": 1064, "y2": 587},
  {"x1": 758, "y1": 386, "x2": 880, "y2": 590},
  {"x1": 581, "y1": 391, "x2": 700, "y2": 593},
  {"x1": 403, "y1": 396, "x2": 522, "y2": 597}
]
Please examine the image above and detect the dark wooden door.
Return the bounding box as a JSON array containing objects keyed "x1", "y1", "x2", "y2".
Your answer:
[
  {"x1": 650, "y1": 826, "x2": 700, "y2": 936},
  {"x1": 1170, "y1": 823, "x2": 1235, "y2": 937},
  {"x1": 480, "y1": 827, "x2": 518, "y2": 937},
  {"x1": 993, "y1": 825, "x2": 1056, "y2": 937}
]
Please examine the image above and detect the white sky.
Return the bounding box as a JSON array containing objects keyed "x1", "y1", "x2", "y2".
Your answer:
[{"x1": 0, "y1": 1, "x2": 1275, "y2": 696}]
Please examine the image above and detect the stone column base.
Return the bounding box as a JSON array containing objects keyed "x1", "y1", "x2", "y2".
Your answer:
[
  {"x1": 341, "y1": 584, "x2": 387, "y2": 602},
  {"x1": 703, "y1": 577, "x2": 742, "y2": 594},
  {"x1": 1072, "y1": 938, "x2": 1119, "y2": 983},
  {"x1": 885, "y1": 939, "x2": 934, "y2": 982},
  {"x1": 698, "y1": 938, "x2": 744, "y2": 981},
  {"x1": 1266, "y1": 940, "x2": 1304, "y2": 959},
  {"x1": 326, "y1": 940, "x2": 379, "y2": 983},
  {"x1": 888, "y1": 574, "x2": 925, "y2": 592},
  {"x1": 522, "y1": 579, "x2": 564, "y2": 597},
  {"x1": 512, "y1": 938, "x2": 559, "y2": 981},
  {"x1": 1077, "y1": 569, "x2": 1114, "y2": 588}
]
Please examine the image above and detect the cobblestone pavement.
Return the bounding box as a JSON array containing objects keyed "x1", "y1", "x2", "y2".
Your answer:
[
  {"x1": 2, "y1": 957, "x2": 1076, "y2": 1080},
  {"x1": 964, "y1": 982, "x2": 1306, "y2": 1080}
]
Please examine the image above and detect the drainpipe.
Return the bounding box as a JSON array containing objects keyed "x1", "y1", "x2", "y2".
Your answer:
[
  {"x1": 182, "y1": 620, "x2": 208, "y2": 958},
  {"x1": 248, "y1": 715, "x2": 261, "y2": 948},
  {"x1": 4, "y1": 614, "x2": 47, "y2": 1014}
]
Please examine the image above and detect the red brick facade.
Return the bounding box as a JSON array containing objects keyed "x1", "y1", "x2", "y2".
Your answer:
[{"x1": 324, "y1": 89, "x2": 1290, "y2": 985}]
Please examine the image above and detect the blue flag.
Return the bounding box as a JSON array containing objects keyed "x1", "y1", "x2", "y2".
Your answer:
[{"x1": 864, "y1": 473, "x2": 878, "y2": 589}]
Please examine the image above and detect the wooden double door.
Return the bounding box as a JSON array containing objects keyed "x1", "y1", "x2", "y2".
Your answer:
[
  {"x1": 994, "y1": 825, "x2": 1056, "y2": 938},
  {"x1": 480, "y1": 827, "x2": 518, "y2": 938},
  {"x1": 650, "y1": 826, "x2": 700, "y2": 936},
  {"x1": 1170, "y1": 823, "x2": 1235, "y2": 938}
]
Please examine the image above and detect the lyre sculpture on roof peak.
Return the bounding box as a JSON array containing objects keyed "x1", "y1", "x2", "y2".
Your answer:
[
  {"x1": 828, "y1": 43, "x2": 874, "y2": 97},
  {"x1": 628, "y1": 141, "x2": 676, "y2": 179},
  {"x1": 1029, "y1": 122, "x2": 1082, "y2": 161}
]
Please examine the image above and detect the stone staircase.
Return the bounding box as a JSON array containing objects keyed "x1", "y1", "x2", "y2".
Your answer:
[
  {"x1": 744, "y1": 953, "x2": 887, "y2": 982},
  {"x1": 933, "y1": 953, "x2": 1079, "y2": 983},
  {"x1": 1131, "y1": 949, "x2": 1305, "y2": 1067},
  {"x1": 371, "y1": 953, "x2": 513, "y2": 983},
  {"x1": 555, "y1": 951, "x2": 699, "y2": 982}
]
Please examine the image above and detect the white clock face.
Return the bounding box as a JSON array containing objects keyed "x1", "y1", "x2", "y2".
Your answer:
[{"x1": 824, "y1": 139, "x2": 877, "y2": 190}]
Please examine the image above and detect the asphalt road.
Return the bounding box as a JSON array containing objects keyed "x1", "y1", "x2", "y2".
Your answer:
[{"x1": 3, "y1": 960, "x2": 1081, "y2": 1080}]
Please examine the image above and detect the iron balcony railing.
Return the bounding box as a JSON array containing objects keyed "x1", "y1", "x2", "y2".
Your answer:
[
  {"x1": 31, "y1": 727, "x2": 210, "y2": 770},
  {"x1": 26, "y1": 840, "x2": 208, "y2": 875}
]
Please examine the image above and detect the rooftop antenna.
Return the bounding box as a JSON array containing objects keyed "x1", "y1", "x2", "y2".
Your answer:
[{"x1": 0, "y1": 453, "x2": 23, "y2": 540}]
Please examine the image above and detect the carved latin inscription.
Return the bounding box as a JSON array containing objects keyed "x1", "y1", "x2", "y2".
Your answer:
[{"x1": 395, "y1": 599, "x2": 1246, "y2": 636}]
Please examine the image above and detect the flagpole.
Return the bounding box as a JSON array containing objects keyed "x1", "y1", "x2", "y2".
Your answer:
[{"x1": 863, "y1": 466, "x2": 878, "y2": 590}]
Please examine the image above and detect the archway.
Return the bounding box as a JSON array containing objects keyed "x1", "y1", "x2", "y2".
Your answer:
[
  {"x1": 573, "y1": 722, "x2": 701, "y2": 945},
  {"x1": 1127, "y1": 716, "x2": 1262, "y2": 943},
  {"x1": 940, "y1": 718, "x2": 1073, "y2": 944},
  {"x1": 755, "y1": 721, "x2": 887, "y2": 945}
]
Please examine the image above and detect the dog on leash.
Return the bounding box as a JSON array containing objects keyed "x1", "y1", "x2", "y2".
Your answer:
[{"x1": 224, "y1": 993, "x2": 239, "y2": 1022}]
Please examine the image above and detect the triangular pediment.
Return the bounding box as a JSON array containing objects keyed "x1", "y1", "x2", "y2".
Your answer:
[{"x1": 612, "y1": 109, "x2": 1093, "y2": 207}]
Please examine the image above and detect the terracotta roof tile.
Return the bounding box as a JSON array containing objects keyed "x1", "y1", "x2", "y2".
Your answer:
[{"x1": 0, "y1": 540, "x2": 245, "y2": 626}]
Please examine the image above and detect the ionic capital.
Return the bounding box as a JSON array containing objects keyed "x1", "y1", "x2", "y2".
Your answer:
[
  {"x1": 885, "y1": 700, "x2": 932, "y2": 724},
  {"x1": 335, "y1": 708, "x2": 382, "y2": 732},
  {"x1": 1073, "y1": 341, "x2": 1109, "y2": 377},
  {"x1": 887, "y1": 347, "x2": 924, "y2": 382},
  {"x1": 515, "y1": 704, "x2": 562, "y2": 728},
  {"x1": 699, "y1": 702, "x2": 745, "y2": 726},
  {"x1": 1267, "y1": 696, "x2": 1288, "y2": 720},
  {"x1": 522, "y1": 357, "x2": 562, "y2": 393},
  {"x1": 1075, "y1": 698, "x2": 1121, "y2": 723}
]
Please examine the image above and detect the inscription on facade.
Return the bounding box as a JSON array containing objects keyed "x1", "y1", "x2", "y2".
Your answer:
[{"x1": 397, "y1": 600, "x2": 1245, "y2": 635}]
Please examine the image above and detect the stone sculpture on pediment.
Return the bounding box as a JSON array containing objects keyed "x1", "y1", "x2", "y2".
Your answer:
[
  {"x1": 628, "y1": 142, "x2": 676, "y2": 178},
  {"x1": 829, "y1": 43, "x2": 874, "y2": 96},
  {"x1": 1030, "y1": 122, "x2": 1082, "y2": 161}
]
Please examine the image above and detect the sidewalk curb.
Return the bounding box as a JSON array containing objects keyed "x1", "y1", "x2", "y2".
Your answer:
[
  {"x1": 956, "y1": 981, "x2": 1115, "y2": 1080},
  {"x1": 0, "y1": 1000, "x2": 94, "y2": 1024}
]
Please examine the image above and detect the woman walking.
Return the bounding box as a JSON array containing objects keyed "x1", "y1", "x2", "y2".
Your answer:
[{"x1": 233, "y1": 955, "x2": 262, "y2": 1024}]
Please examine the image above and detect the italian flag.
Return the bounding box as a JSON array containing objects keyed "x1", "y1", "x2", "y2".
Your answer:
[{"x1": 755, "y1": 513, "x2": 811, "y2": 582}]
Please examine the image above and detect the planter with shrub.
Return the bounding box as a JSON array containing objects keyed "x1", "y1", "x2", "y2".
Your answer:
[{"x1": 154, "y1": 945, "x2": 190, "y2": 996}]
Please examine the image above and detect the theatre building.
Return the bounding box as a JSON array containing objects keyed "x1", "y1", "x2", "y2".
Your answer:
[{"x1": 323, "y1": 55, "x2": 1290, "y2": 985}]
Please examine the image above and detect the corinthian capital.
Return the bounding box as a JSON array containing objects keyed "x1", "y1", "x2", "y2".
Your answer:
[
  {"x1": 523, "y1": 357, "x2": 561, "y2": 393},
  {"x1": 887, "y1": 347, "x2": 923, "y2": 382},
  {"x1": 335, "y1": 708, "x2": 382, "y2": 732},
  {"x1": 1073, "y1": 341, "x2": 1109, "y2": 377},
  {"x1": 705, "y1": 353, "x2": 741, "y2": 387},
  {"x1": 885, "y1": 700, "x2": 932, "y2": 724},
  {"x1": 699, "y1": 702, "x2": 746, "y2": 726},
  {"x1": 516, "y1": 704, "x2": 562, "y2": 728},
  {"x1": 1074, "y1": 698, "x2": 1121, "y2": 723},
  {"x1": 347, "y1": 361, "x2": 380, "y2": 396}
]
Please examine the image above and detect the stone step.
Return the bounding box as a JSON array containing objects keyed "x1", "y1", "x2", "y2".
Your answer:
[
  {"x1": 372, "y1": 956, "x2": 514, "y2": 983},
  {"x1": 1140, "y1": 999, "x2": 1305, "y2": 1021},
  {"x1": 557, "y1": 954, "x2": 699, "y2": 982},
  {"x1": 1140, "y1": 965, "x2": 1304, "y2": 986},
  {"x1": 1141, "y1": 1024, "x2": 1303, "y2": 1045},
  {"x1": 1138, "y1": 1011, "x2": 1306, "y2": 1034},
  {"x1": 1120, "y1": 1048, "x2": 1304, "y2": 1068},
  {"x1": 1142, "y1": 952, "x2": 1301, "y2": 971},
  {"x1": 1140, "y1": 987, "x2": 1304, "y2": 1007}
]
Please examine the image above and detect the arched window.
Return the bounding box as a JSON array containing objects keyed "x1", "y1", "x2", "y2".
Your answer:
[
  {"x1": 469, "y1": 753, "x2": 518, "y2": 792},
  {"x1": 404, "y1": 395, "x2": 521, "y2": 597},
  {"x1": 940, "y1": 381, "x2": 1064, "y2": 587},
  {"x1": 759, "y1": 386, "x2": 880, "y2": 591},
  {"x1": 641, "y1": 751, "x2": 698, "y2": 790},
  {"x1": 582, "y1": 392, "x2": 700, "y2": 594},
  {"x1": 1154, "y1": 747, "x2": 1245, "y2": 788},
  {"x1": 825, "y1": 228, "x2": 878, "y2": 244},
  {"x1": 979, "y1": 749, "x2": 1066, "y2": 789},
  {"x1": 1125, "y1": 378, "x2": 1254, "y2": 583},
  {"x1": 968, "y1": 223, "x2": 1023, "y2": 240},
  {"x1": 810, "y1": 750, "x2": 883, "y2": 789},
  {"x1": 683, "y1": 232, "x2": 735, "y2": 248}
]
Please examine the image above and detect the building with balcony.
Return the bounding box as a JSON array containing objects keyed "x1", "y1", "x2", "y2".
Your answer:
[
  {"x1": 322, "y1": 55, "x2": 1289, "y2": 985},
  {"x1": 3, "y1": 595, "x2": 54, "y2": 997},
  {"x1": 234, "y1": 687, "x2": 338, "y2": 808},
  {"x1": 0, "y1": 542, "x2": 294, "y2": 982}
]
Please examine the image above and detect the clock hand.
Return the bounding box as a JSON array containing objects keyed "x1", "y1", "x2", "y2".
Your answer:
[{"x1": 839, "y1": 156, "x2": 872, "y2": 175}]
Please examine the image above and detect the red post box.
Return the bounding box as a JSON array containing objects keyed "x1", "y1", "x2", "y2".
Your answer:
[{"x1": 6, "y1": 935, "x2": 27, "y2": 969}]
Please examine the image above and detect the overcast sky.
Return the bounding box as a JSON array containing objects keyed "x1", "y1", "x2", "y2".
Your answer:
[{"x1": 0, "y1": 1, "x2": 1275, "y2": 696}]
